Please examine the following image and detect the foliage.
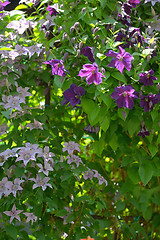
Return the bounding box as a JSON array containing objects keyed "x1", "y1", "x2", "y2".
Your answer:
[{"x1": 0, "y1": 0, "x2": 160, "y2": 239}]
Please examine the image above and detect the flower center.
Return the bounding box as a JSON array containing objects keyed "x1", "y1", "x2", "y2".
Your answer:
[
  {"x1": 58, "y1": 63, "x2": 61, "y2": 68},
  {"x1": 119, "y1": 57, "x2": 123, "y2": 61},
  {"x1": 75, "y1": 95, "x2": 80, "y2": 99},
  {"x1": 123, "y1": 92, "x2": 129, "y2": 97},
  {"x1": 92, "y1": 69, "x2": 95, "y2": 74},
  {"x1": 147, "y1": 73, "x2": 150, "y2": 78},
  {"x1": 145, "y1": 98, "x2": 148, "y2": 102}
]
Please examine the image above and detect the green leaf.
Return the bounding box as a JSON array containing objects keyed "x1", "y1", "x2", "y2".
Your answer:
[
  {"x1": 139, "y1": 162, "x2": 153, "y2": 186},
  {"x1": 127, "y1": 116, "x2": 140, "y2": 136},
  {"x1": 6, "y1": 225, "x2": 18, "y2": 240},
  {"x1": 109, "y1": 133, "x2": 118, "y2": 151},
  {"x1": 148, "y1": 144, "x2": 158, "y2": 157},
  {"x1": 116, "y1": 200, "x2": 125, "y2": 211},
  {"x1": 111, "y1": 71, "x2": 127, "y2": 84},
  {"x1": 33, "y1": 232, "x2": 45, "y2": 240},
  {"x1": 100, "y1": 0, "x2": 107, "y2": 8},
  {"x1": 1, "y1": 110, "x2": 11, "y2": 119},
  {"x1": 127, "y1": 164, "x2": 140, "y2": 184},
  {"x1": 100, "y1": 115, "x2": 110, "y2": 132},
  {"x1": 65, "y1": 213, "x2": 76, "y2": 223},
  {"x1": 143, "y1": 206, "x2": 152, "y2": 221},
  {"x1": 91, "y1": 137, "x2": 105, "y2": 156}
]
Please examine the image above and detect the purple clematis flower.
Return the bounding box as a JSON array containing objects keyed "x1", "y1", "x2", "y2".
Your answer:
[
  {"x1": 4, "y1": 204, "x2": 23, "y2": 223},
  {"x1": 123, "y1": 3, "x2": 133, "y2": 15},
  {"x1": 105, "y1": 46, "x2": 133, "y2": 74},
  {"x1": 47, "y1": 5, "x2": 59, "y2": 16},
  {"x1": 139, "y1": 69, "x2": 157, "y2": 86},
  {"x1": 111, "y1": 85, "x2": 138, "y2": 109},
  {"x1": 137, "y1": 125, "x2": 150, "y2": 138},
  {"x1": 0, "y1": 0, "x2": 10, "y2": 11},
  {"x1": 140, "y1": 94, "x2": 158, "y2": 112},
  {"x1": 81, "y1": 46, "x2": 95, "y2": 63},
  {"x1": 44, "y1": 59, "x2": 69, "y2": 77},
  {"x1": 78, "y1": 63, "x2": 105, "y2": 85},
  {"x1": 128, "y1": 0, "x2": 140, "y2": 8},
  {"x1": 62, "y1": 83, "x2": 85, "y2": 107}
]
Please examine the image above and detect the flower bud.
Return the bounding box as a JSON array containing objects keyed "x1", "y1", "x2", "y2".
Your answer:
[
  {"x1": 63, "y1": 52, "x2": 69, "y2": 61},
  {"x1": 58, "y1": 26, "x2": 62, "y2": 34},
  {"x1": 81, "y1": 7, "x2": 86, "y2": 13},
  {"x1": 79, "y1": 41, "x2": 83, "y2": 49},
  {"x1": 63, "y1": 32, "x2": 68, "y2": 40},
  {"x1": 77, "y1": 49, "x2": 81, "y2": 57},
  {"x1": 71, "y1": 37, "x2": 76, "y2": 44},
  {"x1": 74, "y1": 22, "x2": 79, "y2": 28},
  {"x1": 70, "y1": 26, "x2": 75, "y2": 33},
  {"x1": 93, "y1": 27, "x2": 99, "y2": 34},
  {"x1": 94, "y1": 35, "x2": 100, "y2": 39},
  {"x1": 100, "y1": 67, "x2": 105, "y2": 75}
]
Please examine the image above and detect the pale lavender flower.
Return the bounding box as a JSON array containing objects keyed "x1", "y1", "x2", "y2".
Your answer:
[
  {"x1": 25, "y1": 142, "x2": 43, "y2": 155},
  {"x1": 83, "y1": 169, "x2": 94, "y2": 180},
  {"x1": 1, "y1": 95, "x2": 25, "y2": 113},
  {"x1": 23, "y1": 212, "x2": 37, "y2": 225},
  {"x1": 4, "y1": 204, "x2": 23, "y2": 223},
  {"x1": 62, "y1": 141, "x2": 80, "y2": 155},
  {"x1": 37, "y1": 161, "x2": 53, "y2": 176},
  {"x1": 8, "y1": 178, "x2": 24, "y2": 197},
  {"x1": 8, "y1": 50, "x2": 19, "y2": 60},
  {"x1": 26, "y1": 119, "x2": 44, "y2": 131},
  {"x1": 6, "y1": 19, "x2": 36, "y2": 34},
  {"x1": 0, "y1": 177, "x2": 11, "y2": 198},
  {"x1": 26, "y1": 44, "x2": 42, "y2": 58},
  {"x1": 37, "y1": 146, "x2": 55, "y2": 163},
  {"x1": 16, "y1": 147, "x2": 37, "y2": 166},
  {"x1": 15, "y1": 44, "x2": 28, "y2": 56},
  {"x1": 144, "y1": 0, "x2": 160, "y2": 5},
  {"x1": 29, "y1": 174, "x2": 52, "y2": 191},
  {"x1": 66, "y1": 155, "x2": 83, "y2": 167},
  {"x1": 0, "y1": 148, "x2": 19, "y2": 166},
  {"x1": 16, "y1": 86, "x2": 32, "y2": 98},
  {"x1": 0, "y1": 123, "x2": 8, "y2": 136}
]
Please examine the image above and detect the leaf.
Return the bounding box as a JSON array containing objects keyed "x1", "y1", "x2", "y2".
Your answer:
[
  {"x1": 127, "y1": 117, "x2": 140, "y2": 136},
  {"x1": 143, "y1": 206, "x2": 152, "y2": 221},
  {"x1": 127, "y1": 164, "x2": 140, "y2": 184},
  {"x1": 100, "y1": 0, "x2": 107, "y2": 8},
  {"x1": 91, "y1": 137, "x2": 105, "y2": 156},
  {"x1": 1, "y1": 110, "x2": 11, "y2": 119},
  {"x1": 6, "y1": 225, "x2": 18, "y2": 240},
  {"x1": 139, "y1": 163, "x2": 153, "y2": 186},
  {"x1": 111, "y1": 71, "x2": 126, "y2": 84},
  {"x1": 148, "y1": 144, "x2": 158, "y2": 157},
  {"x1": 109, "y1": 133, "x2": 118, "y2": 151},
  {"x1": 116, "y1": 200, "x2": 125, "y2": 211},
  {"x1": 100, "y1": 115, "x2": 110, "y2": 132}
]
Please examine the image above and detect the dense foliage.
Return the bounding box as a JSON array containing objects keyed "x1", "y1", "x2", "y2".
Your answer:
[{"x1": 0, "y1": 0, "x2": 160, "y2": 239}]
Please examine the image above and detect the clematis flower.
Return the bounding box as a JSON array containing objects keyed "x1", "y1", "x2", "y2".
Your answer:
[
  {"x1": 111, "y1": 85, "x2": 138, "y2": 109},
  {"x1": 23, "y1": 212, "x2": 37, "y2": 225},
  {"x1": 0, "y1": 0, "x2": 10, "y2": 11},
  {"x1": 29, "y1": 174, "x2": 52, "y2": 191},
  {"x1": 140, "y1": 94, "x2": 158, "y2": 112},
  {"x1": 47, "y1": 5, "x2": 59, "y2": 16},
  {"x1": 4, "y1": 204, "x2": 23, "y2": 223},
  {"x1": 44, "y1": 59, "x2": 69, "y2": 77},
  {"x1": 139, "y1": 69, "x2": 157, "y2": 86},
  {"x1": 105, "y1": 46, "x2": 133, "y2": 74},
  {"x1": 62, "y1": 141, "x2": 80, "y2": 155},
  {"x1": 81, "y1": 46, "x2": 95, "y2": 63},
  {"x1": 144, "y1": 0, "x2": 160, "y2": 5},
  {"x1": 62, "y1": 83, "x2": 85, "y2": 107},
  {"x1": 128, "y1": 0, "x2": 140, "y2": 8},
  {"x1": 137, "y1": 126, "x2": 150, "y2": 138},
  {"x1": 78, "y1": 63, "x2": 105, "y2": 85}
]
